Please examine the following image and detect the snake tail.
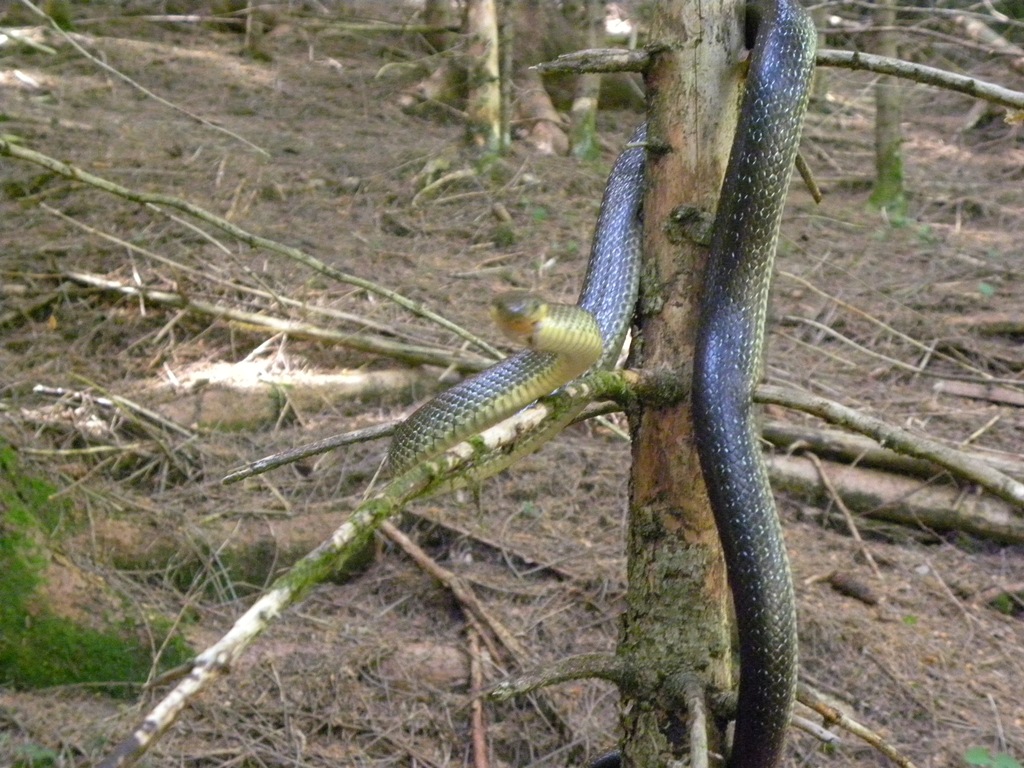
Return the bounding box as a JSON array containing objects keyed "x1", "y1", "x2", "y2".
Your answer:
[{"x1": 691, "y1": 1, "x2": 816, "y2": 767}]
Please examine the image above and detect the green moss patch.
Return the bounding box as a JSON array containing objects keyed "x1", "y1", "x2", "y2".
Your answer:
[{"x1": 0, "y1": 443, "x2": 192, "y2": 693}]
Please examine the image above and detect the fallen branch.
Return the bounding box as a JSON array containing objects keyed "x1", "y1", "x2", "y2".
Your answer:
[
  {"x1": 931, "y1": 379, "x2": 1024, "y2": 409},
  {"x1": 768, "y1": 453, "x2": 1024, "y2": 544},
  {"x1": 762, "y1": 421, "x2": 1024, "y2": 481},
  {"x1": 40, "y1": 203, "x2": 408, "y2": 340},
  {"x1": 953, "y1": 13, "x2": 1024, "y2": 76},
  {"x1": 944, "y1": 310, "x2": 1024, "y2": 337},
  {"x1": 758, "y1": 385, "x2": 1024, "y2": 508},
  {"x1": 63, "y1": 270, "x2": 490, "y2": 373}
]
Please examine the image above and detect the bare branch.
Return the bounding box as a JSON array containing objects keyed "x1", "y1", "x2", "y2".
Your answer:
[
  {"x1": 798, "y1": 684, "x2": 918, "y2": 768},
  {"x1": 815, "y1": 49, "x2": 1024, "y2": 111},
  {"x1": 534, "y1": 46, "x2": 1024, "y2": 112},
  {"x1": 489, "y1": 653, "x2": 626, "y2": 700},
  {"x1": 95, "y1": 367, "x2": 630, "y2": 768},
  {"x1": 222, "y1": 423, "x2": 394, "y2": 484},
  {"x1": 63, "y1": 270, "x2": 489, "y2": 371}
]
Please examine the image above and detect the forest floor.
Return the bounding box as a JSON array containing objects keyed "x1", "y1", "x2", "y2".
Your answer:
[{"x1": 2, "y1": 3, "x2": 1024, "y2": 768}]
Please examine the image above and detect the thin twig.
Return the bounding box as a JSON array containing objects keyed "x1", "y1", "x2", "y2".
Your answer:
[
  {"x1": 380, "y1": 521, "x2": 531, "y2": 664},
  {"x1": 798, "y1": 683, "x2": 918, "y2": 768},
  {"x1": 41, "y1": 203, "x2": 405, "y2": 338},
  {"x1": 791, "y1": 713, "x2": 841, "y2": 746},
  {"x1": 32, "y1": 384, "x2": 194, "y2": 439},
  {"x1": 468, "y1": 630, "x2": 490, "y2": 768},
  {"x1": 782, "y1": 315, "x2": 922, "y2": 374},
  {"x1": 222, "y1": 423, "x2": 394, "y2": 484},
  {"x1": 489, "y1": 653, "x2": 626, "y2": 701},
  {"x1": 795, "y1": 152, "x2": 823, "y2": 203},
  {"x1": 777, "y1": 269, "x2": 1023, "y2": 386},
  {"x1": 804, "y1": 453, "x2": 882, "y2": 578}
]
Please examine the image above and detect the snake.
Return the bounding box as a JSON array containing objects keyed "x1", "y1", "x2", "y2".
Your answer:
[
  {"x1": 690, "y1": 0, "x2": 816, "y2": 766},
  {"x1": 389, "y1": 0, "x2": 813, "y2": 763},
  {"x1": 387, "y1": 123, "x2": 646, "y2": 474}
]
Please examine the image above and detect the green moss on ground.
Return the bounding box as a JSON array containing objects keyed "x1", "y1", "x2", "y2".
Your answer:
[{"x1": 0, "y1": 443, "x2": 193, "y2": 694}]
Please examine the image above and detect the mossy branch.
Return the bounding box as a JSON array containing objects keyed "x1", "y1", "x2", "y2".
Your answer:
[{"x1": 97, "y1": 368, "x2": 633, "y2": 768}]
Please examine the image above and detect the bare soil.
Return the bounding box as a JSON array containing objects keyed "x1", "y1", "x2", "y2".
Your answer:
[{"x1": 2, "y1": 4, "x2": 1024, "y2": 768}]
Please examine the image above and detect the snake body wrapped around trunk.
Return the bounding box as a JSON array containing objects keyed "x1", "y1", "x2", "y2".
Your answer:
[{"x1": 587, "y1": 2, "x2": 815, "y2": 767}]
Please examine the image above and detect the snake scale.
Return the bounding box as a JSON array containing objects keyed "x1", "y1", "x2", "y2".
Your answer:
[{"x1": 388, "y1": 1, "x2": 814, "y2": 765}]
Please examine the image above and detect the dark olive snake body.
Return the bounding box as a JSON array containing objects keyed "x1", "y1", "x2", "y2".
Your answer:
[{"x1": 692, "y1": 1, "x2": 816, "y2": 767}]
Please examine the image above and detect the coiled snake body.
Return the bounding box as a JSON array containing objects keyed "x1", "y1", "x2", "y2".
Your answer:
[{"x1": 389, "y1": 1, "x2": 814, "y2": 765}]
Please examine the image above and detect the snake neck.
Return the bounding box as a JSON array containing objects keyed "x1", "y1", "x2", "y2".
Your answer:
[
  {"x1": 578, "y1": 122, "x2": 646, "y2": 370},
  {"x1": 387, "y1": 127, "x2": 645, "y2": 476}
]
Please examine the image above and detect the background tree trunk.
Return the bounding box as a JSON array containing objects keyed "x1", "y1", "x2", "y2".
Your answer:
[
  {"x1": 569, "y1": 0, "x2": 604, "y2": 159},
  {"x1": 620, "y1": 0, "x2": 743, "y2": 762},
  {"x1": 465, "y1": 0, "x2": 502, "y2": 151},
  {"x1": 869, "y1": 0, "x2": 906, "y2": 219},
  {"x1": 809, "y1": 4, "x2": 829, "y2": 108}
]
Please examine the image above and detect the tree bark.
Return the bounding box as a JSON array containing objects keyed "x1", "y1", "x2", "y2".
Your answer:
[{"x1": 620, "y1": 0, "x2": 743, "y2": 763}]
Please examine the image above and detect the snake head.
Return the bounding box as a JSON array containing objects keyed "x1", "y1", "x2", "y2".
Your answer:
[{"x1": 491, "y1": 291, "x2": 548, "y2": 343}]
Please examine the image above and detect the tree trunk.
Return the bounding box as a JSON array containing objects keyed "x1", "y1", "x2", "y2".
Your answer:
[
  {"x1": 869, "y1": 0, "x2": 906, "y2": 219},
  {"x1": 422, "y1": 0, "x2": 456, "y2": 53},
  {"x1": 498, "y1": 0, "x2": 513, "y2": 150},
  {"x1": 620, "y1": 0, "x2": 743, "y2": 763},
  {"x1": 569, "y1": 0, "x2": 604, "y2": 159},
  {"x1": 465, "y1": 0, "x2": 502, "y2": 152}
]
